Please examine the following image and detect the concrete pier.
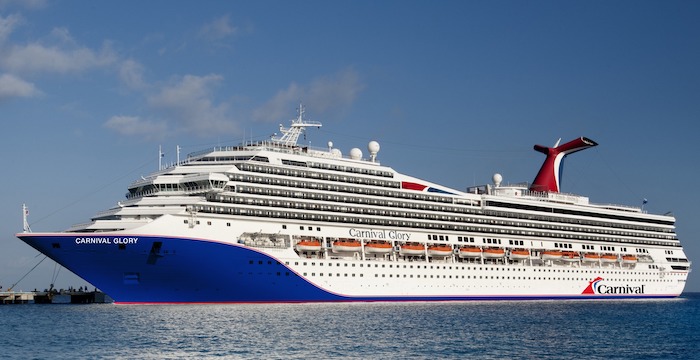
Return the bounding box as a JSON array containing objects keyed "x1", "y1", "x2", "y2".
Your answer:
[
  {"x1": 0, "y1": 291, "x2": 35, "y2": 304},
  {"x1": 0, "y1": 290, "x2": 113, "y2": 304}
]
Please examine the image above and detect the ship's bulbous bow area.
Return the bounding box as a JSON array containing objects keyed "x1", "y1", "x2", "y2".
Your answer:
[{"x1": 529, "y1": 137, "x2": 598, "y2": 193}]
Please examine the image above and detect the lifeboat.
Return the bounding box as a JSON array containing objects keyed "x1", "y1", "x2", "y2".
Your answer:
[
  {"x1": 365, "y1": 240, "x2": 392, "y2": 254},
  {"x1": 332, "y1": 238, "x2": 361, "y2": 252},
  {"x1": 600, "y1": 254, "x2": 618, "y2": 263},
  {"x1": 483, "y1": 248, "x2": 505, "y2": 259},
  {"x1": 427, "y1": 245, "x2": 452, "y2": 257},
  {"x1": 622, "y1": 255, "x2": 638, "y2": 264},
  {"x1": 296, "y1": 239, "x2": 322, "y2": 252},
  {"x1": 561, "y1": 251, "x2": 580, "y2": 262},
  {"x1": 541, "y1": 250, "x2": 563, "y2": 260},
  {"x1": 582, "y1": 253, "x2": 601, "y2": 262},
  {"x1": 509, "y1": 249, "x2": 530, "y2": 260},
  {"x1": 459, "y1": 246, "x2": 482, "y2": 258},
  {"x1": 400, "y1": 242, "x2": 425, "y2": 256}
]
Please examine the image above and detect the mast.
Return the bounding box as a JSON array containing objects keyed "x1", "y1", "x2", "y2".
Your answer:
[
  {"x1": 22, "y1": 204, "x2": 31, "y2": 233},
  {"x1": 271, "y1": 103, "x2": 322, "y2": 146}
]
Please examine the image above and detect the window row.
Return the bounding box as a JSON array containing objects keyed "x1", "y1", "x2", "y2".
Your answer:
[
  {"x1": 191, "y1": 203, "x2": 681, "y2": 248},
  {"x1": 207, "y1": 193, "x2": 677, "y2": 244},
  {"x1": 236, "y1": 163, "x2": 401, "y2": 191},
  {"x1": 227, "y1": 175, "x2": 673, "y2": 240}
]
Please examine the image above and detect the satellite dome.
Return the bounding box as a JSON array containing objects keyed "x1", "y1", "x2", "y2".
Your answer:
[
  {"x1": 368, "y1": 141, "x2": 380, "y2": 154},
  {"x1": 368, "y1": 141, "x2": 380, "y2": 162},
  {"x1": 493, "y1": 173, "x2": 503, "y2": 187},
  {"x1": 331, "y1": 148, "x2": 342, "y2": 157},
  {"x1": 350, "y1": 148, "x2": 362, "y2": 160}
]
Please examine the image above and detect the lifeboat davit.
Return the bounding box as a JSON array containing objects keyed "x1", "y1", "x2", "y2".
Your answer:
[
  {"x1": 582, "y1": 253, "x2": 601, "y2": 262},
  {"x1": 483, "y1": 248, "x2": 505, "y2": 259},
  {"x1": 601, "y1": 254, "x2": 618, "y2": 263},
  {"x1": 296, "y1": 239, "x2": 322, "y2": 252},
  {"x1": 561, "y1": 251, "x2": 580, "y2": 262},
  {"x1": 622, "y1": 255, "x2": 638, "y2": 264},
  {"x1": 332, "y1": 239, "x2": 361, "y2": 252},
  {"x1": 400, "y1": 242, "x2": 425, "y2": 256},
  {"x1": 509, "y1": 249, "x2": 530, "y2": 260},
  {"x1": 427, "y1": 245, "x2": 452, "y2": 257},
  {"x1": 365, "y1": 240, "x2": 392, "y2": 254},
  {"x1": 459, "y1": 246, "x2": 482, "y2": 258},
  {"x1": 541, "y1": 250, "x2": 563, "y2": 260}
]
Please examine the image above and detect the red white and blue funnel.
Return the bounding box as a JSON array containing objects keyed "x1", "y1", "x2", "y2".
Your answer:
[{"x1": 529, "y1": 137, "x2": 598, "y2": 193}]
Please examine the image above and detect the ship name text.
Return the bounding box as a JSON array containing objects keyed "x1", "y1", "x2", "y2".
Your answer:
[
  {"x1": 348, "y1": 228, "x2": 411, "y2": 241},
  {"x1": 75, "y1": 237, "x2": 139, "y2": 245}
]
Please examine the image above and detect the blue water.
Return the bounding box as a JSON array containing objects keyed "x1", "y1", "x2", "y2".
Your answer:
[{"x1": 2, "y1": 294, "x2": 700, "y2": 359}]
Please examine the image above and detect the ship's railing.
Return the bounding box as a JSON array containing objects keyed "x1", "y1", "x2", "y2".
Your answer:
[
  {"x1": 186, "y1": 146, "x2": 247, "y2": 159},
  {"x1": 185, "y1": 141, "x2": 363, "y2": 163},
  {"x1": 125, "y1": 188, "x2": 159, "y2": 199}
]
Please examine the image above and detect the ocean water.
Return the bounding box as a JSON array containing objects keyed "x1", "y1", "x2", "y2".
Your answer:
[{"x1": 2, "y1": 294, "x2": 699, "y2": 360}]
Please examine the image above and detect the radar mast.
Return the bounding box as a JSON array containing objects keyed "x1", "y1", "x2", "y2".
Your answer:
[{"x1": 271, "y1": 103, "x2": 322, "y2": 146}]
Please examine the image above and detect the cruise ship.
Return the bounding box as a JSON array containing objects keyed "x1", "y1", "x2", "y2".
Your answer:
[{"x1": 17, "y1": 106, "x2": 690, "y2": 303}]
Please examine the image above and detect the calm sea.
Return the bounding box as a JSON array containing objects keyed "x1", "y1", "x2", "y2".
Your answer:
[{"x1": 2, "y1": 293, "x2": 699, "y2": 359}]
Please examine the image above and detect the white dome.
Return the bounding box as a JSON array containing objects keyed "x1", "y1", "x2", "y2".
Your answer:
[
  {"x1": 368, "y1": 141, "x2": 380, "y2": 154},
  {"x1": 493, "y1": 173, "x2": 503, "y2": 187},
  {"x1": 331, "y1": 148, "x2": 342, "y2": 157},
  {"x1": 350, "y1": 148, "x2": 362, "y2": 160}
]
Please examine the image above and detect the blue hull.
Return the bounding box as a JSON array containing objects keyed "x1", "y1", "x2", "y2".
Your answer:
[{"x1": 17, "y1": 234, "x2": 678, "y2": 304}]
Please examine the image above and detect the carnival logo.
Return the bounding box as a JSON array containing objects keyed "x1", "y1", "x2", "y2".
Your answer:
[
  {"x1": 581, "y1": 277, "x2": 645, "y2": 295},
  {"x1": 582, "y1": 277, "x2": 604, "y2": 294}
]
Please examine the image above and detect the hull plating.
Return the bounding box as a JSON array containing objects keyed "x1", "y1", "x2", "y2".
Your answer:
[{"x1": 17, "y1": 234, "x2": 679, "y2": 304}]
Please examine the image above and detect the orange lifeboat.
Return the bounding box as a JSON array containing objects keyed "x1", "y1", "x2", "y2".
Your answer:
[
  {"x1": 509, "y1": 249, "x2": 530, "y2": 260},
  {"x1": 541, "y1": 250, "x2": 563, "y2": 260},
  {"x1": 365, "y1": 240, "x2": 392, "y2": 254},
  {"x1": 483, "y1": 248, "x2": 505, "y2": 259},
  {"x1": 296, "y1": 239, "x2": 322, "y2": 252},
  {"x1": 332, "y1": 238, "x2": 361, "y2": 252},
  {"x1": 561, "y1": 251, "x2": 580, "y2": 262},
  {"x1": 622, "y1": 255, "x2": 638, "y2": 264},
  {"x1": 459, "y1": 246, "x2": 482, "y2": 258},
  {"x1": 400, "y1": 242, "x2": 425, "y2": 256},
  {"x1": 601, "y1": 254, "x2": 618, "y2": 263},
  {"x1": 582, "y1": 253, "x2": 601, "y2": 262},
  {"x1": 427, "y1": 244, "x2": 452, "y2": 257}
]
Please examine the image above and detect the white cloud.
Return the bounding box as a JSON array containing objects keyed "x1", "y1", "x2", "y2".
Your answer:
[
  {"x1": 0, "y1": 13, "x2": 22, "y2": 43},
  {"x1": 253, "y1": 68, "x2": 364, "y2": 122},
  {"x1": 307, "y1": 69, "x2": 363, "y2": 113},
  {"x1": 199, "y1": 15, "x2": 237, "y2": 41},
  {"x1": 0, "y1": 29, "x2": 117, "y2": 74},
  {"x1": 147, "y1": 74, "x2": 238, "y2": 137},
  {"x1": 0, "y1": 73, "x2": 39, "y2": 100},
  {"x1": 103, "y1": 115, "x2": 167, "y2": 139},
  {"x1": 119, "y1": 59, "x2": 147, "y2": 90},
  {"x1": 252, "y1": 83, "x2": 303, "y2": 122}
]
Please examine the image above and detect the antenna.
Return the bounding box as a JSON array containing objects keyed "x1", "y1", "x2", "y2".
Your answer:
[{"x1": 271, "y1": 103, "x2": 322, "y2": 146}]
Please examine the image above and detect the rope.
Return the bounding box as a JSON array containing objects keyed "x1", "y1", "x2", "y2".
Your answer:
[{"x1": 8, "y1": 255, "x2": 46, "y2": 291}]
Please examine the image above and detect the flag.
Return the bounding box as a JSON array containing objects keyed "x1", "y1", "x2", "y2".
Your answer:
[{"x1": 643, "y1": 198, "x2": 648, "y2": 205}]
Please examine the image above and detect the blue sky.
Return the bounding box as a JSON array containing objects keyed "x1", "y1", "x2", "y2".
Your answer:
[{"x1": 1, "y1": 0, "x2": 699, "y2": 292}]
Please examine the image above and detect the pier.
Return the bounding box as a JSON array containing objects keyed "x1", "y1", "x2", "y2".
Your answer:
[{"x1": 0, "y1": 290, "x2": 113, "y2": 304}]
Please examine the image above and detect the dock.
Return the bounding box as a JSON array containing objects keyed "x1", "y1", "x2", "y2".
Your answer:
[{"x1": 0, "y1": 290, "x2": 113, "y2": 304}]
